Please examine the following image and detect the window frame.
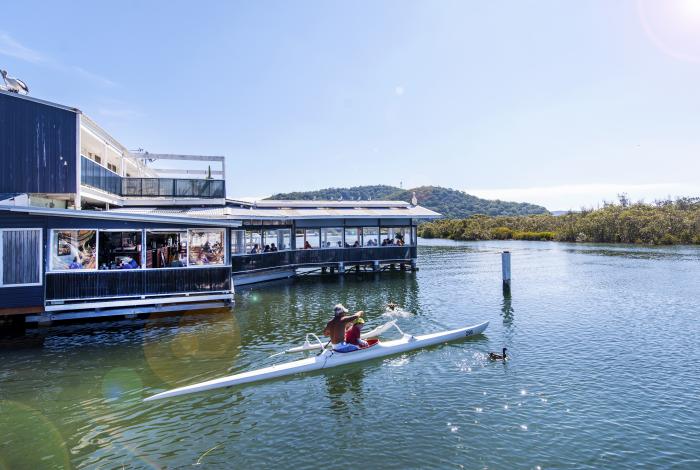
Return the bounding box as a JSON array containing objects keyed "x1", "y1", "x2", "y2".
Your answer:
[
  {"x1": 49, "y1": 228, "x2": 99, "y2": 272},
  {"x1": 0, "y1": 228, "x2": 43, "y2": 287}
]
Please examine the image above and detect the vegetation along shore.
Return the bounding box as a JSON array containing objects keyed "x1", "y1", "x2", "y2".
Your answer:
[{"x1": 418, "y1": 197, "x2": 700, "y2": 245}]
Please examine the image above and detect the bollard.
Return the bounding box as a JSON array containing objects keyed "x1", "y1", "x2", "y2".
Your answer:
[{"x1": 501, "y1": 251, "x2": 511, "y2": 287}]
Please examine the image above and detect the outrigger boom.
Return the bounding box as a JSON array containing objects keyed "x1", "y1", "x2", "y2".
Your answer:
[{"x1": 144, "y1": 321, "x2": 489, "y2": 402}]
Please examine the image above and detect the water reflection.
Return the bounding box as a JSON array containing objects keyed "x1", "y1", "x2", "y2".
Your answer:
[{"x1": 324, "y1": 366, "x2": 366, "y2": 420}]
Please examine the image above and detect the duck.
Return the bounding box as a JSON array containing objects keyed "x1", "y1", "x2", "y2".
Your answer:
[
  {"x1": 489, "y1": 347, "x2": 508, "y2": 361},
  {"x1": 386, "y1": 302, "x2": 398, "y2": 311},
  {"x1": 1, "y1": 70, "x2": 29, "y2": 95}
]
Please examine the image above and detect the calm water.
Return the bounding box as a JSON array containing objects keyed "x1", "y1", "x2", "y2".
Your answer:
[{"x1": 1, "y1": 240, "x2": 699, "y2": 469}]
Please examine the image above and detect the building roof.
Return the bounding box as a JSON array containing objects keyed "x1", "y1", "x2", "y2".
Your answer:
[
  {"x1": 0, "y1": 89, "x2": 81, "y2": 113},
  {"x1": 253, "y1": 200, "x2": 415, "y2": 209},
  {"x1": 110, "y1": 202, "x2": 440, "y2": 220}
]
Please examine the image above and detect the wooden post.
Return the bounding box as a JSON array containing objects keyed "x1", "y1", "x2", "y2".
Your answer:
[{"x1": 501, "y1": 251, "x2": 511, "y2": 288}]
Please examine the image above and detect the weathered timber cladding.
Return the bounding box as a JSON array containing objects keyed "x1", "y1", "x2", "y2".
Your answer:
[
  {"x1": 2, "y1": 229, "x2": 41, "y2": 284},
  {"x1": 0, "y1": 92, "x2": 77, "y2": 194}
]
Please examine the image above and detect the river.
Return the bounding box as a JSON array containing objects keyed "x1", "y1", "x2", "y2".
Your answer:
[{"x1": 1, "y1": 240, "x2": 699, "y2": 469}]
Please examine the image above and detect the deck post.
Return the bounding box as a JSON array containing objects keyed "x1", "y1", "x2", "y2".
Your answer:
[
  {"x1": 373, "y1": 260, "x2": 380, "y2": 272},
  {"x1": 338, "y1": 262, "x2": 345, "y2": 274},
  {"x1": 411, "y1": 258, "x2": 417, "y2": 271},
  {"x1": 501, "y1": 251, "x2": 511, "y2": 288}
]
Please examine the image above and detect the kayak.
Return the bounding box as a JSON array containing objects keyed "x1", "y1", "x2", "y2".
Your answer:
[
  {"x1": 144, "y1": 321, "x2": 488, "y2": 402},
  {"x1": 283, "y1": 320, "x2": 398, "y2": 354}
]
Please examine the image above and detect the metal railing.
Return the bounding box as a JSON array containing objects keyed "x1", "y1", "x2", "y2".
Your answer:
[
  {"x1": 80, "y1": 156, "x2": 225, "y2": 199},
  {"x1": 45, "y1": 266, "x2": 231, "y2": 302},
  {"x1": 231, "y1": 246, "x2": 416, "y2": 273}
]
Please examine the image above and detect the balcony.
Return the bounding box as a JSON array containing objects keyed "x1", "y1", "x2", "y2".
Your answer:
[
  {"x1": 80, "y1": 156, "x2": 225, "y2": 199},
  {"x1": 231, "y1": 246, "x2": 416, "y2": 273},
  {"x1": 45, "y1": 266, "x2": 232, "y2": 303}
]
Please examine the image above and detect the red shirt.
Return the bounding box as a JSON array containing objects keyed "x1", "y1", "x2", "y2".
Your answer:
[{"x1": 345, "y1": 325, "x2": 362, "y2": 345}]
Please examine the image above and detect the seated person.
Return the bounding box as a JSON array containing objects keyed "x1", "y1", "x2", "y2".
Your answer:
[
  {"x1": 250, "y1": 244, "x2": 260, "y2": 254},
  {"x1": 352, "y1": 240, "x2": 360, "y2": 247},
  {"x1": 129, "y1": 258, "x2": 139, "y2": 269},
  {"x1": 304, "y1": 241, "x2": 312, "y2": 249},
  {"x1": 69, "y1": 257, "x2": 81, "y2": 269},
  {"x1": 270, "y1": 243, "x2": 278, "y2": 252},
  {"x1": 345, "y1": 317, "x2": 369, "y2": 348},
  {"x1": 263, "y1": 244, "x2": 271, "y2": 253}
]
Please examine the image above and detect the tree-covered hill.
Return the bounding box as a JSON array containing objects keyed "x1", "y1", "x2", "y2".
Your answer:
[{"x1": 266, "y1": 185, "x2": 549, "y2": 218}]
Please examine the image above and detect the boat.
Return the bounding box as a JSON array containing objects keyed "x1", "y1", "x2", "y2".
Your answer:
[
  {"x1": 144, "y1": 321, "x2": 489, "y2": 402},
  {"x1": 283, "y1": 320, "x2": 398, "y2": 353}
]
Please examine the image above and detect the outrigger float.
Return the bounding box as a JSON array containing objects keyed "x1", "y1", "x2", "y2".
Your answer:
[{"x1": 144, "y1": 320, "x2": 489, "y2": 401}]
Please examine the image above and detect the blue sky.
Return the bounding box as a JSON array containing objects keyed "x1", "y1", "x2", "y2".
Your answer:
[{"x1": 2, "y1": 0, "x2": 699, "y2": 209}]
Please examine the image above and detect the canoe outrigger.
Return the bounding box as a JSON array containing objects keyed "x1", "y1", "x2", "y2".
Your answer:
[{"x1": 144, "y1": 320, "x2": 489, "y2": 402}]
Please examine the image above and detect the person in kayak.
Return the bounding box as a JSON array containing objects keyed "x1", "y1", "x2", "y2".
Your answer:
[
  {"x1": 345, "y1": 317, "x2": 369, "y2": 348},
  {"x1": 324, "y1": 304, "x2": 363, "y2": 352}
]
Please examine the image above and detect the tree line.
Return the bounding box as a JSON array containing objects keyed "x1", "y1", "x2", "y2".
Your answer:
[{"x1": 418, "y1": 197, "x2": 700, "y2": 245}]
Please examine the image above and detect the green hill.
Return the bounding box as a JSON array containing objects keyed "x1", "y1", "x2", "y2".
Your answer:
[{"x1": 266, "y1": 185, "x2": 549, "y2": 218}]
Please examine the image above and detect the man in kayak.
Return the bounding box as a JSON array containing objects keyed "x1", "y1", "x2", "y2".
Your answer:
[
  {"x1": 324, "y1": 304, "x2": 363, "y2": 352},
  {"x1": 345, "y1": 317, "x2": 369, "y2": 348}
]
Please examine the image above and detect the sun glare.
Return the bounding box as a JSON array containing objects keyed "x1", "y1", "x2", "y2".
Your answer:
[{"x1": 638, "y1": 0, "x2": 700, "y2": 62}]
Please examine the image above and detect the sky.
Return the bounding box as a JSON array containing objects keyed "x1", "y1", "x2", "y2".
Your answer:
[{"x1": 2, "y1": 0, "x2": 700, "y2": 210}]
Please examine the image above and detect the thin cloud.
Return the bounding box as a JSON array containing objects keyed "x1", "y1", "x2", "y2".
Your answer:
[
  {"x1": 0, "y1": 32, "x2": 43, "y2": 63},
  {"x1": 0, "y1": 31, "x2": 116, "y2": 87}
]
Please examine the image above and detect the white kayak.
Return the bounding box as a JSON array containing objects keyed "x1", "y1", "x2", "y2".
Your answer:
[
  {"x1": 283, "y1": 320, "x2": 398, "y2": 354},
  {"x1": 144, "y1": 321, "x2": 488, "y2": 402}
]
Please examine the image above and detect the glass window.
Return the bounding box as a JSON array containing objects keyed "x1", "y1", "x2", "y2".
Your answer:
[
  {"x1": 231, "y1": 229, "x2": 246, "y2": 256},
  {"x1": 245, "y1": 230, "x2": 262, "y2": 254},
  {"x1": 146, "y1": 231, "x2": 187, "y2": 268},
  {"x1": 189, "y1": 229, "x2": 225, "y2": 265},
  {"x1": 362, "y1": 227, "x2": 379, "y2": 247},
  {"x1": 295, "y1": 229, "x2": 305, "y2": 250},
  {"x1": 380, "y1": 227, "x2": 410, "y2": 246},
  {"x1": 51, "y1": 230, "x2": 97, "y2": 270},
  {"x1": 98, "y1": 231, "x2": 142, "y2": 270},
  {"x1": 344, "y1": 228, "x2": 360, "y2": 248},
  {"x1": 263, "y1": 228, "x2": 291, "y2": 252},
  {"x1": 321, "y1": 228, "x2": 343, "y2": 249},
  {"x1": 298, "y1": 229, "x2": 320, "y2": 249}
]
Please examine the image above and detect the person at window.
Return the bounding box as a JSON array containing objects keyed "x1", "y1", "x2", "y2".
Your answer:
[
  {"x1": 263, "y1": 244, "x2": 271, "y2": 253},
  {"x1": 69, "y1": 257, "x2": 81, "y2": 269},
  {"x1": 251, "y1": 244, "x2": 260, "y2": 254},
  {"x1": 270, "y1": 243, "x2": 278, "y2": 252},
  {"x1": 381, "y1": 239, "x2": 388, "y2": 246},
  {"x1": 352, "y1": 240, "x2": 360, "y2": 248},
  {"x1": 304, "y1": 241, "x2": 312, "y2": 250}
]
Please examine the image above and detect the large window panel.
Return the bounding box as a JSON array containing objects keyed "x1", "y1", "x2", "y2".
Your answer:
[
  {"x1": 51, "y1": 230, "x2": 97, "y2": 270},
  {"x1": 231, "y1": 229, "x2": 246, "y2": 256},
  {"x1": 98, "y1": 231, "x2": 142, "y2": 270},
  {"x1": 298, "y1": 229, "x2": 320, "y2": 249},
  {"x1": 189, "y1": 229, "x2": 225, "y2": 265},
  {"x1": 344, "y1": 228, "x2": 360, "y2": 248},
  {"x1": 321, "y1": 227, "x2": 343, "y2": 249},
  {"x1": 146, "y1": 231, "x2": 187, "y2": 268},
  {"x1": 1, "y1": 229, "x2": 42, "y2": 286},
  {"x1": 362, "y1": 227, "x2": 379, "y2": 247},
  {"x1": 245, "y1": 230, "x2": 262, "y2": 253}
]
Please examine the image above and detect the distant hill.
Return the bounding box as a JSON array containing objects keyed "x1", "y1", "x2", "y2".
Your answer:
[{"x1": 266, "y1": 185, "x2": 549, "y2": 218}]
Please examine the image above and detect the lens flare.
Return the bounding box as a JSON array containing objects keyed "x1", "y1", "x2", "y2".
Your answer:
[
  {"x1": 143, "y1": 309, "x2": 241, "y2": 388},
  {"x1": 0, "y1": 400, "x2": 70, "y2": 469},
  {"x1": 638, "y1": 0, "x2": 700, "y2": 62}
]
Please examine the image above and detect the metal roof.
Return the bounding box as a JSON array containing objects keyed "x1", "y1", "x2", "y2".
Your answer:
[
  {"x1": 0, "y1": 89, "x2": 81, "y2": 113},
  {"x1": 110, "y1": 203, "x2": 441, "y2": 220},
  {"x1": 253, "y1": 200, "x2": 413, "y2": 209}
]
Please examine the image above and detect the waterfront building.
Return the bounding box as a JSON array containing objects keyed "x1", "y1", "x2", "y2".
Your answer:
[{"x1": 0, "y1": 90, "x2": 439, "y2": 324}]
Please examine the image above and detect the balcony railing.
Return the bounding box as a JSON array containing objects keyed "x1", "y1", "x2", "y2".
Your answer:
[
  {"x1": 80, "y1": 156, "x2": 225, "y2": 199},
  {"x1": 45, "y1": 266, "x2": 231, "y2": 302},
  {"x1": 231, "y1": 246, "x2": 416, "y2": 273}
]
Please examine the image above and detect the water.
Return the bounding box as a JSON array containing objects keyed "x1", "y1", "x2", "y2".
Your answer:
[{"x1": 1, "y1": 240, "x2": 699, "y2": 469}]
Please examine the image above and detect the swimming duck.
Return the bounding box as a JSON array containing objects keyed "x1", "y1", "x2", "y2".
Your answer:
[
  {"x1": 387, "y1": 302, "x2": 398, "y2": 311},
  {"x1": 489, "y1": 348, "x2": 507, "y2": 361}
]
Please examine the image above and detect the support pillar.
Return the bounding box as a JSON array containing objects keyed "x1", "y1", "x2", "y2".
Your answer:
[
  {"x1": 338, "y1": 262, "x2": 345, "y2": 274},
  {"x1": 373, "y1": 260, "x2": 380, "y2": 272},
  {"x1": 501, "y1": 251, "x2": 511, "y2": 289}
]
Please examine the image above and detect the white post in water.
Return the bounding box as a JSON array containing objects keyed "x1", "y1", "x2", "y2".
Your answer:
[{"x1": 501, "y1": 251, "x2": 511, "y2": 287}]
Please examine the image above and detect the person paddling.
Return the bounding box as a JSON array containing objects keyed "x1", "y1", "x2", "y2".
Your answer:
[{"x1": 323, "y1": 304, "x2": 363, "y2": 352}]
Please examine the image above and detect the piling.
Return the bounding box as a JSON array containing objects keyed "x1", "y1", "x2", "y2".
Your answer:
[
  {"x1": 338, "y1": 262, "x2": 345, "y2": 274},
  {"x1": 373, "y1": 261, "x2": 380, "y2": 272},
  {"x1": 501, "y1": 251, "x2": 511, "y2": 288}
]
